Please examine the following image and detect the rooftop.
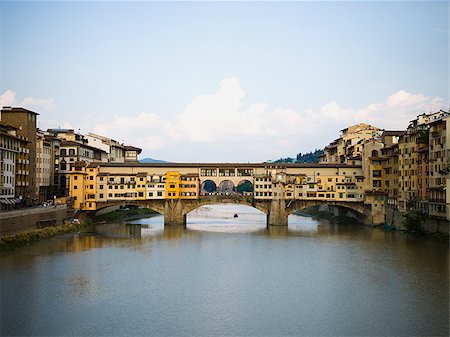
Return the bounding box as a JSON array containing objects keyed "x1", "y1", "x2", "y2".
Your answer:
[{"x1": 1, "y1": 106, "x2": 40, "y2": 115}]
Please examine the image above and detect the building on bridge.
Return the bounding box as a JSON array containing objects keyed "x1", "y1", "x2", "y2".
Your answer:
[{"x1": 68, "y1": 162, "x2": 386, "y2": 226}]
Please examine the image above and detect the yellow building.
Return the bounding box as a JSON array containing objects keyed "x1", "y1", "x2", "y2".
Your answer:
[
  {"x1": 165, "y1": 171, "x2": 181, "y2": 199},
  {"x1": 180, "y1": 174, "x2": 200, "y2": 199}
]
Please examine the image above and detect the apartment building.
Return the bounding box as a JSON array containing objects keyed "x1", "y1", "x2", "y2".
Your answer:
[
  {"x1": 380, "y1": 131, "x2": 404, "y2": 206},
  {"x1": 0, "y1": 123, "x2": 24, "y2": 209},
  {"x1": 36, "y1": 130, "x2": 52, "y2": 202},
  {"x1": 398, "y1": 110, "x2": 449, "y2": 218},
  {"x1": 427, "y1": 115, "x2": 448, "y2": 220},
  {"x1": 85, "y1": 133, "x2": 126, "y2": 163},
  {"x1": 320, "y1": 123, "x2": 382, "y2": 164},
  {"x1": 1, "y1": 107, "x2": 38, "y2": 203}
]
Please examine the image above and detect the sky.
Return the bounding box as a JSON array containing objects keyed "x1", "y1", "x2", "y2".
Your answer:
[{"x1": 0, "y1": 1, "x2": 448, "y2": 162}]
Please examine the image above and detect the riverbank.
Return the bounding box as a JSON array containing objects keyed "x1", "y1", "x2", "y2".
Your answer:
[
  {"x1": 0, "y1": 207, "x2": 160, "y2": 248},
  {"x1": 296, "y1": 208, "x2": 449, "y2": 242},
  {"x1": 0, "y1": 221, "x2": 93, "y2": 248}
]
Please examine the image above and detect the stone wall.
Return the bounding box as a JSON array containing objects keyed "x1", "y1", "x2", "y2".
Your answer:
[
  {"x1": 386, "y1": 205, "x2": 449, "y2": 233},
  {"x1": 0, "y1": 206, "x2": 76, "y2": 237}
]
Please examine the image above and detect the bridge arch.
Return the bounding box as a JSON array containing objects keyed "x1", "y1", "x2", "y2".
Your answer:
[
  {"x1": 236, "y1": 179, "x2": 253, "y2": 195},
  {"x1": 92, "y1": 200, "x2": 166, "y2": 217},
  {"x1": 286, "y1": 200, "x2": 370, "y2": 223}
]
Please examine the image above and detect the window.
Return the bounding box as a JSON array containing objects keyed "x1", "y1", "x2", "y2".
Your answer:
[
  {"x1": 157, "y1": 191, "x2": 163, "y2": 197},
  {"x1": 372, "y1": 170, "x2": 381, "y2": 178},
  {"x1": 99, "y1": 194, "x2": 104, "y2": 198},
  {"x1": 99, "y1": 185, "x2": 104, "y2": 189}
]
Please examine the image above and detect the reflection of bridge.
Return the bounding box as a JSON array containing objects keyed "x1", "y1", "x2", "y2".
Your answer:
[{"x1": 71, "y1": 162, "x2": 386, "y2": 227}]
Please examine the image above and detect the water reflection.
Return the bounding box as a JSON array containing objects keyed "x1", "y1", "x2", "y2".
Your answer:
[{"x1": 1, "y1": 205, "x2": 448, "y2": 337}]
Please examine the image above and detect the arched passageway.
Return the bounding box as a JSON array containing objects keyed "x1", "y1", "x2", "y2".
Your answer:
[
  {"x1": 218, "y1": 180, "x2": 235, "y2": 195},
  {"x1": 201, "y1": 180, "x2": 217, "y2": 195},
  {"x1": 236, "y1": 180, "x2": 253, "y2": 195}
]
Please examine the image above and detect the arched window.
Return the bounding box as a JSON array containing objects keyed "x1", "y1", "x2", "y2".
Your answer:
[{"x1": 60, "y1": 160, "x2": 67, "y2": 171}]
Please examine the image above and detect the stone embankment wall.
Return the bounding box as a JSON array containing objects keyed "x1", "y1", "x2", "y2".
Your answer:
[
  {"x1": 386, "y1": 205, "x2": 449, "y2": 233},
  {"x1": 0, "y1": 206, "x2": 76, "y2": 238}
]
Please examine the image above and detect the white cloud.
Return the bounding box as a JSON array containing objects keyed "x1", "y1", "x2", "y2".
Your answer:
[
  {"x1": 0, "y1": 90, "x2": 17, "y2": 107},
  {"x1": 91, "y1": 78, "x2": 446, "y2": 161},
  {"x1": 21, "y1": 97, "x2": 55, "y2": 111},
  {"x1": 3, "y1": 83, "x2": 446, "y2": 162},
  {"x1": 0, "y1": 89, "x2": 55, "y2": 111}
]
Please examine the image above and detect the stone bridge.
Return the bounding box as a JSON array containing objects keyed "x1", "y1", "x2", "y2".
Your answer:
[{"x1": 91, "y1": 195, "x2": 382, "y2": 227}]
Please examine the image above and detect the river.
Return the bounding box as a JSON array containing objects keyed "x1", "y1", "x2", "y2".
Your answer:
[{"x1": 1, "y1": 205, "x2": 448, "y2": 336}]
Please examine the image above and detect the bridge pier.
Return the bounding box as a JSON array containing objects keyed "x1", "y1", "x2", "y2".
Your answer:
[
  {"x1": 267, "y1": 199, "x2": 288, "y2": 226},
  {"x1": 164, "y1": 199, "x2": 186, "y2": 227}
]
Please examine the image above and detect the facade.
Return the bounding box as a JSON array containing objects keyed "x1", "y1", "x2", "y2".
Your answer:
[
  {"x1": 1, "y1": 107, "x2": 38, "y2": 203},
  {"x1": 398, "y1": 110, "x2": 449, "y2": 218},
  {"x1": 69, "y1": 162, "x2": 366, "y2": 212},
  {"x1": 36, "y1": 130, "x2": 52, "y2": 202},
  {"x1": 320, "y1": 123, "x2": 382, "y2": 164},
  {"x1": 58, "y1": 140, "x2": 107, "y2": 196},
  {"x1": 85, "y1": 133, "x2": 126, "y2": 163},
  {"x1": 427, "y1": 115, "x2": 448, "y2": 220},
  {"x1": 0, "y1": 123, "x2": 22, "y2": 209},
  {"x1": 124, "y1": 146, "x2": 142, "y2": 162},
  {"x1": 380, "y1": 131, "x2": 403, "y2": 207}
]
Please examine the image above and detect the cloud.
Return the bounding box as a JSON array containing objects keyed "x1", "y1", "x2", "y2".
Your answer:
[
  {"x1": 0, "y1": 89, "x2": 55, "y2": 111},
  {"x1": 0, "y1": 90, "x2": 17, "y2": 107},
  {"x1": 21, "y1": 97, "x2": 55, "y2": 111},
  {"x1": 3, "y1": 83, "x2": 446, "y2": 162},
  {"x1": 91, "y1": 78, "x2": 446, "y2": 161}
]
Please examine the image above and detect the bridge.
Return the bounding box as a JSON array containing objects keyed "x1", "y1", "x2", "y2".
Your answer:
[{"x1": 70, "y1": 162, "x2": 386, "y2": 227}]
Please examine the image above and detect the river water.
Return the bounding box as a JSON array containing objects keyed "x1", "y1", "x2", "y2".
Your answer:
[{"x1": 1, "y1": 205, "x2": 448, "y2": 337}]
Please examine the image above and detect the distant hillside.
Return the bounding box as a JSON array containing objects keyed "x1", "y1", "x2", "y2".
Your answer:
[
  {"x1": 273, "y1": 149, "x2": 324, "y2": 164},
  {"x1": 139, "y1": 157, "x2": 167, "y2": 163}
]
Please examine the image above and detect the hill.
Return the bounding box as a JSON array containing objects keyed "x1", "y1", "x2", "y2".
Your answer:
[{"x1": 139, "y1": 157, "x2": 167, "y2": 163}]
